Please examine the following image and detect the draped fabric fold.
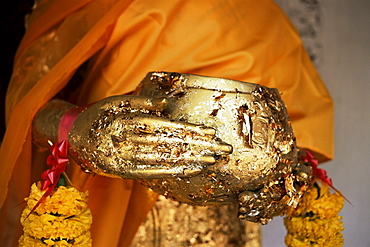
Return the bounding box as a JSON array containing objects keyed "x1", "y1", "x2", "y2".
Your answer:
[{"x1": 0, "y1": 0, "x2": 334, "y2": 246}]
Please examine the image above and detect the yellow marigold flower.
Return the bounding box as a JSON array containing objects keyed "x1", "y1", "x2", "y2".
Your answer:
[
  {"x1": 284, "y1": 182, "x2": 344, "y2": 247},
  {"x1": 284, "y1": 217, "x2": 344, "y2": 240},
  {"x1": 25, "y1": 183, "x2": 89, "y2": 217},
  {"x1": 18, "y1": 235, "x2": 44, "y2": 247},
  {"x1": 292, "y1": 183, "x2": 344, "y2": 218},
  {"x1": 18, "y1": 231, "x2": 92, "y2": 246},
  {"x1": 21, "y1": 208, "x2": 92, "y2": 239},
  {"x1": 19, "y1": 183, "x2": 92, "y2": 247},
  {"x1": 285, "y1": 232, "x2": 344, "y2": 247}
]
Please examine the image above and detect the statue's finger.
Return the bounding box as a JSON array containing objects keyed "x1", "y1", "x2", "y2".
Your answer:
[
  {"x1": 133, "y1": 152, "x2": 216, "y2": 165},
  {"x1": 138, "y1": 116, "x2": 217, "y2": 136},
  {"x1": 120, "y1": 163, "x2": 204, "y2": 179},
  {"x1": 98, "y1": 95, "x2": 168, "y2": 112},
  {"x1": 116, "y1": 133, "x2": 232, "y2": 155}
]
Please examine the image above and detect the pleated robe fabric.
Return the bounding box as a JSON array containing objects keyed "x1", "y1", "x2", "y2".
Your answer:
[{"x1": 0, "y1": 0, "x2": 334, "y2": 246}]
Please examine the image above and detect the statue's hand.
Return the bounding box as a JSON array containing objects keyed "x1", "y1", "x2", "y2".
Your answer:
[
  {"x1": 237, "y1": 162, "x2": 311, "y2": 224},
  {"x1": 69, "y1": 96, "x2": 232, "y2": 179}
]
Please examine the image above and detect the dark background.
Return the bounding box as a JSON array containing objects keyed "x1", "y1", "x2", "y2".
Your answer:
[{"x1": 0, "y1": 0, "x2": 34, "y2": 141}]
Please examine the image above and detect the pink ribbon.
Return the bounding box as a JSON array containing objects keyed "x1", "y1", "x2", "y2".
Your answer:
[
  {"x1": 26, "y1": 141, "x2": 69, "y2": 219},
  {"x1": 58, "y1": 105, "x2": 90, "y2": 143},
  {"x1": 41, "y1": 140, "x2": 69, "y2": 191},
  {"x1": 301, "y1": 150, "x2": 333, "y2": 186},
  {"x1": 25, "y1": 105, "x2": 89, "y2": 220},
  {"x1": 302, "y1": 150, "x2": 351, "y2": 205}
]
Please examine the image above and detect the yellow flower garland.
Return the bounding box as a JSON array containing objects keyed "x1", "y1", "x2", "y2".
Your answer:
[
  {"x1": 284, "y1": 182, "x2": 344, "y2": 247},
  {"x1": 18, "y1": 182, "x2": 92, "y2": 247}
]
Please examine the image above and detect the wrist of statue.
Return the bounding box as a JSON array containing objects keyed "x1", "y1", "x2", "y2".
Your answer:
[{"x1": 32, "y1": 99, "x2": 91, "y2": 148}]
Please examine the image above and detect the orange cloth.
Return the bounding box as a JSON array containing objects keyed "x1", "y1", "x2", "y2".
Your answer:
[{"x1": 0, "y1": 0, "x2": 334, "y2": 246}]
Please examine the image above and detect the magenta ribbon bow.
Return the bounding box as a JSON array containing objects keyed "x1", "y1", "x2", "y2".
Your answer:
[
  {"x1": 301, "y1": 150, "x2": 333, "y2": 186},
  {"x1": 24, "y1": 105, "x2": 89, "y2": 220},
  {"x1": 41, "y1": 140, "x2": 69, "y2": 191},
  {"x1": 25, "y1": 140, "x2": 69, "y2": 220},
  {"x1": 302, "y1": 150, "x2": 351, "y2": 205}
]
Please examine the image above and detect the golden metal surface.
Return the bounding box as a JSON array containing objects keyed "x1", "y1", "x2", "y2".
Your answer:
[
  {"x1": 34, "y1": 72, "x2": 311, "y2": 224},
  {"x1": 130, "y1": 195, "x2": 261, "y2": 247},
  {"x1": 68, "y1": 95, "x2": 232, "y2": 178},
  {"x1": 32, "y1": 99, "x2": 75, "y2": 148},
  {"x1": 133, "y1": 72, "x2": 311, "y2": 223}
]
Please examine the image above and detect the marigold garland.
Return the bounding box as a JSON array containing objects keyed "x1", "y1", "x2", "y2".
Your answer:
[
  {"x1": 18, "y1": 182, "x2": 92, "y2": 247},
  {"x1": 284, "y1": 182, "x2": 344, "y2": 247}
]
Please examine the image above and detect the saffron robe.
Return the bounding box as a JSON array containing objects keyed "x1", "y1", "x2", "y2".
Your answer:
[{"x1": 0, "y1": 0, "x2": 333, "y2": 246}]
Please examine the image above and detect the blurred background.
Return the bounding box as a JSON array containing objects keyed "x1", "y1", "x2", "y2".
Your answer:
[
  {"x1": 0, "y1": 0, "x2": 34, "y2": 140},
  {"x1": 264, "y1": 1, "x2": 370, "y2": 246},
  {"x1": 1, "y1": 0, "x2": 369, "y2": 246}
]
